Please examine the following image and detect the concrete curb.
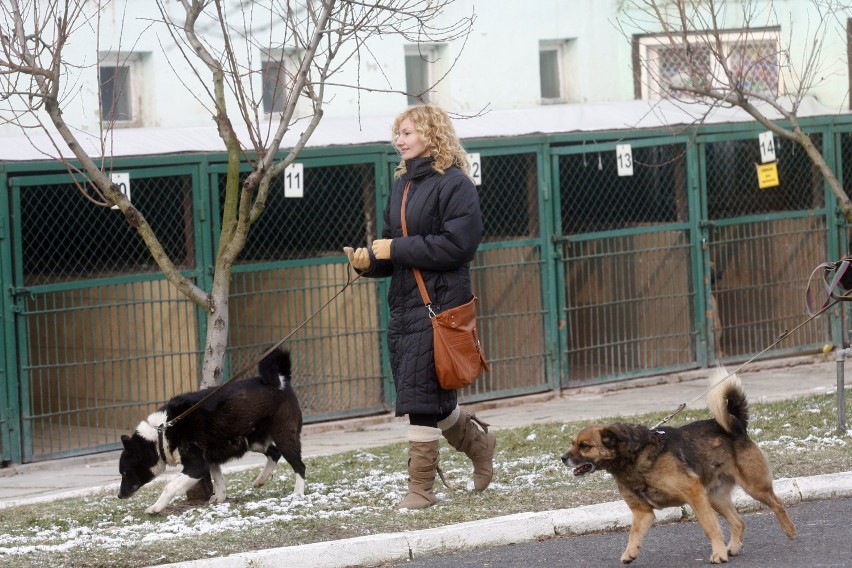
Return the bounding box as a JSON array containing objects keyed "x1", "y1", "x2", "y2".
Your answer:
[{"x1": 150, "y1": 471, "x2": 852, "y2": 568}]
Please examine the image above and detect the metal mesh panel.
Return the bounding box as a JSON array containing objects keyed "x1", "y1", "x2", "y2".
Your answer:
[
  {"x1": 20, "y1": 174, "x2": 195, "y2": 285},
  {"x1": 233, "y1": 163, "x2": 375, "y2": 261},
  {"x1": 709, "y1": 217, "x2": 830, "y2": 359},
  {"x1": 840, "y1": 131, "x2": 852, "y2": 344},
  {"x1": 21, "y1": 280, "x2": 199, "y2": 461},
  {"x1": 479, "y1": 153, "x2": 539, "y2": 241},
  {"x1": 221, "y1": 160, "x2": 384, "y2": 420},
  {"x1": 842, "y1": 131, "x2": 852, "y2": 255},
  {"x1": 559, "y1": 144, "x2": 688, "y2": 234},
  {"x1": 705, "y1": 136, "x2": 824, "y2": 219},
  {"x1": 705, "y1": 133, "x2": 830, "y2": 360},
  {"x1": 3, "y1": 121, "x2": 848, "y2": 464},
  {"x1": 843, "y1": 132, "x2": 852, "y2": 202},
  {"x1": 227, "y1": 263, "x2": 385, "y2": 421},
  {"x1": 562, "y1": 231, "x2": 695, "y2": 385},
  {"x1": 464, "y1": 245, "x2": 549, "y2": 400}
]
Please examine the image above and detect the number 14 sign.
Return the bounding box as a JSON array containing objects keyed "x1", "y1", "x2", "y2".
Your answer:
[{"x1": 759, "y1": 131, "x2": 776, "y2": 164}]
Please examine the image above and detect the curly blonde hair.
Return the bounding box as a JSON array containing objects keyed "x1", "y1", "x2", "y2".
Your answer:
[{"x1": 392, "y1": 104, "x2": 470, "y2": 179}]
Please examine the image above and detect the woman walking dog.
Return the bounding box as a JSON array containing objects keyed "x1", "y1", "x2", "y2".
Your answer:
[{"x1": 344, "y1": 103, "x2": 494, "y2": 509}]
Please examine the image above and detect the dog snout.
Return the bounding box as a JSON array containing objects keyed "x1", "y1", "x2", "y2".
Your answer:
[
  {"x1": 560, "y1": 453, "x2": 571, "y2": 465},
  {"x1": 118, "y1": 482, "x2": 140, "y2": 499}
]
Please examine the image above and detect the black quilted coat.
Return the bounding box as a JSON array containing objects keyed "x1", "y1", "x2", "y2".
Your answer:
[{"x1": 362, "y1": 157, "x2": 483, "y2": 416}]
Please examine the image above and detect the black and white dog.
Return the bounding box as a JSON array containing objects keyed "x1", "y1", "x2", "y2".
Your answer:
[{"x1": 118, "y1": 348, "x2": 305, "y2": 514}]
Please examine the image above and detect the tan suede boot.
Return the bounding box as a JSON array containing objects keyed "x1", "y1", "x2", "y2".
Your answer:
[
  {"x1": 396, "y1": 426, "x2": 441, "y2": 510},
  {"x1": 439, "y1": 407, "x2": 496, "y2": 491}
]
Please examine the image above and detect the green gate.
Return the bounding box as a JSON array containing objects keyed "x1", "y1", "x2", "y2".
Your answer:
[
  {"x1": 699, "y1": 128, "x2": 835, "y2": 361},
  {"x1": 7, "y1": 164, "x2": 207, "y2": 462},
  {"x1": 211, "y1": 152, "x2": 393, "y2": 421},
  {"x1": 834, "y1": 126, "x2": 852, "y2": 345},
  {"x1": 0, "y1": 166, "x2": 14, "y2": 464},
  {"x1": 467, "y1": 143, "x2": 556, "y2": 399},
  {"x1": 2, "y1": 116, "x2": 851, "y2": 464},
  {"x1": 552, "y1": 136, "x2": 703, "y2": 387}
]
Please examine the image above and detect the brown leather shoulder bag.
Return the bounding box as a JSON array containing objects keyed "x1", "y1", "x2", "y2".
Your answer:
[{"x1": 400, "y1": 181, "x2": 490, "y2": 389}]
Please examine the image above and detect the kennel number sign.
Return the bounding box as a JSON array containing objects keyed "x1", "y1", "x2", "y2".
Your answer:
[
  {"x1": 616, "y1": 144, "x2": 633, "y2": 177},
  {"x1": 757, "y1": 131, "x2": 779, "y2": 189},
  {"x1": 758, "y1": 131, "x2": 776, "y2": 163},
  {"x1": 110, "y1": 172, "x2": 130, "y2": 210},
  {"x1": 467, "y1": 153, "x2": 482, "y2": 186},
  {"x1": 284, "y1": 163, "x2": 304, "y2": 198}
]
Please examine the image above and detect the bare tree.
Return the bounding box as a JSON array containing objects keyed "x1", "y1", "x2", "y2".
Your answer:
[
  {"x1": 618, "y1": 0, "x2": 852, "y2": 218},
  {"x1": 1, "y1": 0, "x2": 474, "y2": 388}
]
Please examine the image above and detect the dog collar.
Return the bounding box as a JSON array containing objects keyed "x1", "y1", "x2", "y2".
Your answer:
[{"x1": 156, "y1": 424, "x2": 169, "y2": 464}]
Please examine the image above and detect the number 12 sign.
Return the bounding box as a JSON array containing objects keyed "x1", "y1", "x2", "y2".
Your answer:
[{"x1": 467, "y1": 153, "x2": 482, "y2": 186}]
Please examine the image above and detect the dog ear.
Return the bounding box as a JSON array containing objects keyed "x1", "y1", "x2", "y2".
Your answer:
[
  {"x1": 600, "y1": 427, "x2": 620, "y2": 449},
  {"x1": 121, "y1": 434, "x2": 134, "y2": 450},
  {"x1": 601, "y1": 424, "x2": 646, "y2": 456}
]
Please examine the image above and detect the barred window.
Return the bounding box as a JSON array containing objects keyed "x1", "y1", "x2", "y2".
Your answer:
[
  {"x1": 637, "y1": 29, "x2": 781, "y2": 100},
  {"x1": 539, "y1": 40, "x2": 570, "y2": 103},
  {"x1": 405, "y1": 44, "x2": 444, "y2": 105},
  {"x1": 99, "y1": 53, "x2": 144, "y2": 127},
  {"x1": 261, "y1": 49, "x2": 301, "y2": 115}
]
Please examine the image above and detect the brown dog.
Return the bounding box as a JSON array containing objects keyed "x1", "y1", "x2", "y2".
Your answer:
[{"x1": 561, "y1": 368, "x2": 796, "y2": 564}]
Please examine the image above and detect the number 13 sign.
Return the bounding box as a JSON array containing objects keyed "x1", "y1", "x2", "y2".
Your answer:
[{"x1": 616, "y1": 144, "x2": 634, "y2": 177}]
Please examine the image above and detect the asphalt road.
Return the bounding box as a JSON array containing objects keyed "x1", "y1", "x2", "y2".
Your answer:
[{"x1": 382, "y1": 497, "x2": 852, "y2": 568}]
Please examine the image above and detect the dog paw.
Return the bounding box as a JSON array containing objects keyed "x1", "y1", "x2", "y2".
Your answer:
[
  {"x1": 620, "y1": 551, "x2": 637, "y2": 564},
  {"x1": 145, "y1": 505, "x2": 164, "y2": 515},
  {"x1": 209, "y1": 493, "x2": 226, "y2": 505},
  {"x1": 710, "y1": 551, "x2": 729, "y2": 564},
  {"x1": 727, "y1": 541, "x2": 742, "y2": 556}
]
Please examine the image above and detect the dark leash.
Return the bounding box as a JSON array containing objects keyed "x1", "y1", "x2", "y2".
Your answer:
[
  {"x1": 160, "y1": 266, "x2": 361, "y2": 433},
  {"x1": 651, "y1": 259, "x2": 852, "y2": 430}
]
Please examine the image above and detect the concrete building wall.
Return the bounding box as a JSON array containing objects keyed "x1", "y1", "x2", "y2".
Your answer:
[{"x1": 0, "y1": 0, "x2": 848, "y2": 139}]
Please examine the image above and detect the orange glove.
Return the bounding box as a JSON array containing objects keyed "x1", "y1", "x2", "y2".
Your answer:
[
  {"x1": 371, "y1": 239, "x2": 392, "y2": 260},
  {"x1": 343, "y1": 247, "x2": 371, "y2": 270}
]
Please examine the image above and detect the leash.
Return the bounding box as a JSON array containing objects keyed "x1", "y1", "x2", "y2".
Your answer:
[
  {"x1": 651, "y1": 261, "x2": 852, "y2": 430},
  {"x1": 161, "y1": 266, "x2": 361, "y2": 431}
]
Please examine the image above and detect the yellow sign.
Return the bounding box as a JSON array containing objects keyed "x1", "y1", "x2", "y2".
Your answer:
[{"x1": 756, "y1": 162, "x2": 779, "y2": 189}]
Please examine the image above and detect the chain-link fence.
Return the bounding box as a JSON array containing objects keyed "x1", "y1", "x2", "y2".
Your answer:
[
  {"x1": 222, "y1": 159, "x2": 387, "y2": 421},
  {"x1": 1, "y1": 117, "x2": 849, "y2": 463},
  {"x1": 9, "y1": 166, "x2": 202, "y2": 460},
  {"x1": 472, "y1": 151, "x2": 550, "y2": 399},
  {"x1": 836, "y1": 129, "x2": 852, "y2": 347},
  {"x1": 704, "y1": 134, "x2": 829, "y2": 360},
  {"x1": 556, "y1": 140, "x2": 695, "y2": 385}
]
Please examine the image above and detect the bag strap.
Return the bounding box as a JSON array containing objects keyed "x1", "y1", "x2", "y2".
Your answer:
[
  {"x1": 401, "y1": 181, "x2": 436, "y2": 317},
  {"x1": 805, "y1": 258, "x2": 852, "y2": 315}
]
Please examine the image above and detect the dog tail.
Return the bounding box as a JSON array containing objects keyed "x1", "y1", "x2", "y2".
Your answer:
[
  {"x1": 706, "y1": 366, "x2": 749, "y2": 434},
  {"x1": 258, "y1": 347, "x2": 292, "y2": 389}
]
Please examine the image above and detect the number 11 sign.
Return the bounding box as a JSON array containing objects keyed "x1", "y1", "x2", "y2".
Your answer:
[{"x1": 284, "y1": 163, "x2": 304, "y2": 198}]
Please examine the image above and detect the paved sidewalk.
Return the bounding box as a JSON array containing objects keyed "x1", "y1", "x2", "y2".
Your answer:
[{"x1": 1, "y1": 354, "x2": 850, "y2": 567}]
